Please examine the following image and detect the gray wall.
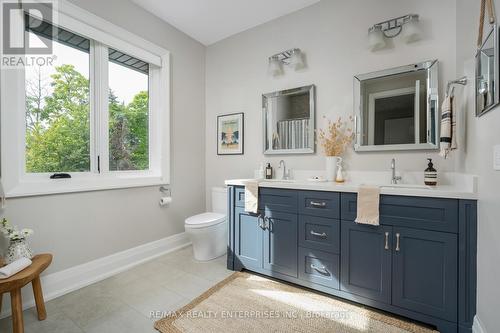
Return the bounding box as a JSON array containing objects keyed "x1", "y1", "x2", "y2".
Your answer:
[
  {"x1": 456, "y1": 1, "x2": 500, "y2": 332},
  {"x1": 205, "y1": 0, "x2": 458, "y2": 208},
  {"x1": 0, "y1": 0, "x2": 206, "y2": 274}
]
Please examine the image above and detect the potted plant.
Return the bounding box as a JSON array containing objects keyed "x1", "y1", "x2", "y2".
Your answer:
[
  {"x1": 318, "y1": 116, "x2": 354, "y2": 181},
  {"x1": 1, "y1": 218, "x2": 34, "y2": 264}
]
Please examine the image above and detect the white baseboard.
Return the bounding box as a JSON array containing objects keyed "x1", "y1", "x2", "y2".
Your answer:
[
  {"x1": 0, "y1": 232, "x2": 191, "y2": 319},
  {"x1": 473, "y1": 316, "x2": 486, "y2": 333}
]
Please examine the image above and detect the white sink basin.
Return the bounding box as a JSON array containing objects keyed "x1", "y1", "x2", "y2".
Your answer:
[{"x1": 381, "y1": 184, "x2": 432, "y2": 190}]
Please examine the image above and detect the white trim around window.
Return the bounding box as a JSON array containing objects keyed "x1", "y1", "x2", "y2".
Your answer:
[{"x1": 0, "y1": 1, "x2": 171, "y2": 198}]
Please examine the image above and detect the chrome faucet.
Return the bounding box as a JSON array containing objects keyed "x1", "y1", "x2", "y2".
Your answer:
[
  {"x1": 391, "y1": 158, "x2": 402, "y2": 184},
  {"x1": 278, "y1": 160, "x2": 289, "y2": 180}
]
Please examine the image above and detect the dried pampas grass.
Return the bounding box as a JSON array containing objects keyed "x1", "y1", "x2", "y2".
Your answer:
[{"x1": 318, "y1": 116, "x2": 354, "y2": 157}]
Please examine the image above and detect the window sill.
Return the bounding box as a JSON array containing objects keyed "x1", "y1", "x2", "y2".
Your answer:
[{"x1": 5, "y1": 175, "x2": 168, "y2": 198}]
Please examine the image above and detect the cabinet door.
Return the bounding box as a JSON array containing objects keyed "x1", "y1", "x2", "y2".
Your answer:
[
  {"x1": 234, "y1": 208, "x2": 263, "y2": 270},
  {"x1": 263, "y1": 211, "x2": 298, "y2": 278},
  {"x1": 392, "y1": 227, "x2": 458, "y2": 321},
  {"x1": 341, "y1": 221, "x2": 392, "y2": 303}
]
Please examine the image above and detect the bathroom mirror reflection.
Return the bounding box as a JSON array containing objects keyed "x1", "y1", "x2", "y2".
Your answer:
[
  {"x1": 476, "y1": 25, "x2": 499, "y2": 117},
  {"x1": 262, "y1": 85, "x2": 315, "y2": 154},
  {"x1": 354, "y1": 60, "x2": 439, "y2": 152}
]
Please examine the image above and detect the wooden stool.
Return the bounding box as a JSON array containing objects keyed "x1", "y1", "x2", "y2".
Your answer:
[{"x1": 0, "y1": 254, "x2": 53, "y2": 333}]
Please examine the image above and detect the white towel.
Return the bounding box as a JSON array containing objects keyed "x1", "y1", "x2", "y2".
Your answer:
[
  {"x1": 355, "y1": 185, "x2": 380, "y2": 226},
  {"x1": 0, "y1": 257, "x2": 32, "y2": 279},
  {"x1": 439, "y1": 96, "x2": 457, "y2": 159},
  {"x1": 243, "y1": 180, "x2": 259, "y2": 214}
]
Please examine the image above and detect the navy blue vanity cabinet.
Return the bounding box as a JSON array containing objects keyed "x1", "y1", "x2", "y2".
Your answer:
[
  {"x1": 263, "y1": 210, "x2": 298, "y2": 277},
  {"x1": 392, "y1": 227, "x2": 458, "y2": 322},
  {"x1": 233, "y1": 187, "x2": 299, "y2": 277},
  {"x1": 233, "y1": 207, "x2": 263, "y2": 271},
  {"x1": 228, "y1": 186, "x2": 477, "y2": 333},
  {"x1": 340, "y1": 221, "x2": 392, "y2": 303}
]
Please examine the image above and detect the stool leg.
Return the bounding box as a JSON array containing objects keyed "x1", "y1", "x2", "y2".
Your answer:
[
  {"x1": 32, "y1": 276, "x2": 47, "y2": 320},
  {"x1": 10, "y1": 289, "x2": 24, "y2": 333}
]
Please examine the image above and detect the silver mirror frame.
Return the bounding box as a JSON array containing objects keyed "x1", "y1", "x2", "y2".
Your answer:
[
  {"x1": 353, "y1": 60, "x2": 439, "y2": 152},
  {"x1": 475, "y1": 25, "x2": 499, "y2": 117},
  {"x1": 262, "y1": 85, "x2": 315, "y2": 155}
]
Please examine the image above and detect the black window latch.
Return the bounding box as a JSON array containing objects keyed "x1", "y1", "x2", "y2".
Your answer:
[{"x1": 50, "y1": 173, "x2": 72, "y2": 179}]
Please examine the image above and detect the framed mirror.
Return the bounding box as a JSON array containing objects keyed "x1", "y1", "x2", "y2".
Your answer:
[
  {"x1": 263, "y1": 85, "x2": 315, "y2": 155},
  {"x1": 476, "y1": 25, "x2": 499, "y2": 117},
  {"x1": 354, "y1": 60, "x2": 439, "y2": 152}
]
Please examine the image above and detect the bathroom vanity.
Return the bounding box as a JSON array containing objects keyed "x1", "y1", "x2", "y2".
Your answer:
[{"x1": 225, "y1": 182, "x2": 477, "y2": 333}]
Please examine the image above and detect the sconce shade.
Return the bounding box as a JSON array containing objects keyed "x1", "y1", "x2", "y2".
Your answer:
[
  {"x1": 368, "y1": 26, "x2": 386, "y2": 51},
  {"x1": 268, "y1": 56, "x2": 283, "y2": 76},
  {"x1": 402, "y1": 15, "x2": 421, "y2": 43},
  {"x1": 288, "y1": 49, "x2": 304, "y2": 70}
]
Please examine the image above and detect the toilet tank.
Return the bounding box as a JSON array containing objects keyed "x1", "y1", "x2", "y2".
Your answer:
[{"x1": 211, "y1": 187, "x2": 228, "y2": 214}]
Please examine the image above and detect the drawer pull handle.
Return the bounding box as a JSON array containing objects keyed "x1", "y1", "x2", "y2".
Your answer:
[
  {"x1": 258, "y1": 215, "x2": 270, "y2": 230},
  {"x1": 310, "y1": 201, "x2": 327, "y2": 208},
  {"x1": 258, "y1": 215, "x2": 265, "y2": 230},
  {"x1": 311, "y1": 264, "x2": 329, "y2": 275},
  {"x1": 396, "y1": 233, "x2": 401, "y2": 252},
  {"x1": 310, "y1": 230, "x2": 327, "y2": 238},
  {"x1": 384, "y1": 232, "x2": 389, "y2": 250}
]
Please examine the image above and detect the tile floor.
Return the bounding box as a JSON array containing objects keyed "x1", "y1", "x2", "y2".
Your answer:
[{"x1": 0, "y1": 246, "x2": 233, "y2": 333}]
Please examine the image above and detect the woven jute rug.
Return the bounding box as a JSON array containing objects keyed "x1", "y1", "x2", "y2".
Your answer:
[{"x1": 154, "y1": 272, "x2": 438, "y2": 333}]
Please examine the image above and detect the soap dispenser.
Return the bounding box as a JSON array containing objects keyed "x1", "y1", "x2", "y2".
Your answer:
[
  {"x1": 265, "y1": 163, "x2": 273, "y2": 179},
  {"x1": 424, "y1": 159, "x2": 437, "y2": 186}
]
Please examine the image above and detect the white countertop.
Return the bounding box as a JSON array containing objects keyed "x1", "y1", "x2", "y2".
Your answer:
[{"x1": 225, "y1": 172, "x2": 478, "y2": 200}]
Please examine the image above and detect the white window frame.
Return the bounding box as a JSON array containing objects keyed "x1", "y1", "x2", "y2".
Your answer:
[{"x1": 0, "y1": 1, "x2": 171, "y2": 197}]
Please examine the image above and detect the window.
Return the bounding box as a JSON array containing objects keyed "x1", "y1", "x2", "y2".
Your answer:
[
  {"x1": 25, "y1": 21, "x2": 91, "y2": 173},
  {"x1": 1, "y1": 3, "x2": 170, "y2": 197},
  {"x1": 108, "y1": 49, "x2": 149, "y2": 171}
]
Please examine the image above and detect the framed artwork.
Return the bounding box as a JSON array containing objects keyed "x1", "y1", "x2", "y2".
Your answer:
[{"x1": 217, "y1": 113, "x2": 244, "y2": 155}]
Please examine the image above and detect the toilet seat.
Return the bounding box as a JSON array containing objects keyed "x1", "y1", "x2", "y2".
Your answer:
[{"x1": 185, "y1": 212, "x2": 225, "y2": 229}]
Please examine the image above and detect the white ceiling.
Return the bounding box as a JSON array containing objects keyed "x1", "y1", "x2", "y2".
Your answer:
[{"x1": 131, "y1": 0, "x2": 321, "y2": 45}]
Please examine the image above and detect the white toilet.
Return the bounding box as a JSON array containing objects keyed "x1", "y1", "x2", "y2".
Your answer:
[{"x1": 185, "y1": 187, "x2": 227, "y2": 261}]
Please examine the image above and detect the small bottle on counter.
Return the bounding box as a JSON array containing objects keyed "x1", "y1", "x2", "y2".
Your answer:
[
  {"x1": 265, "y1": 163, "x2": 273, "y2": 179},
  {"x1": 424, "y1": 158, "x2": 438, "y2": 186},
  {"x1": 258, "y1": 162, "x2": 265, "y2": 179}
]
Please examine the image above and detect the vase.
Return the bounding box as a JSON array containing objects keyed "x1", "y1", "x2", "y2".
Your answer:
[
  {"x1": 325, "y1": 156, "x2": 339, "y2": 182},
  {"x1": 6, "y1": 239, "x2": 33, "y2": 264}
]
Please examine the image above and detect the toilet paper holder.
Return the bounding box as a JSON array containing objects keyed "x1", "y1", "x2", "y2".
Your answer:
[{"x1": 159, "y1": 186, "x2": 171, "y2": 196}]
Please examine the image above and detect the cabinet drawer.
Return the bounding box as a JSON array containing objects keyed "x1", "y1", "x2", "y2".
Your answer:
[
  {"x1": 298, "y1": 191, "x2": 340, "y2": 218},
  {"x1": 259, "y1": 188, "x2": 298, "y2": 213},
  {"x1": 341, "y1": 193, "x2": 458, "y2": 233},
  {"x1": 299, "y1": 216, "x2": 340, "y2": 253},
  {"x1": 235, "y1": 187, "x2": 246, "y2": 208},
  {"x1": 299, "y1": 247, "x2": 339, "y2": 290}
]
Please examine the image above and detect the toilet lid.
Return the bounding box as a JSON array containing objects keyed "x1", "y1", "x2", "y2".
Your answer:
[{"x1": 185, "y1": 212, "x2": 225, "y2": 229}]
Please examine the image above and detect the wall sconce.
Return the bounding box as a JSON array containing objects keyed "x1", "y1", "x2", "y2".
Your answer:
[
  {"x1": 268, "y1": 48, "x2": 305, "y2": 76},
  {"x1": 368, "y1": 14, "x2": 421, "y2": 51}
]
